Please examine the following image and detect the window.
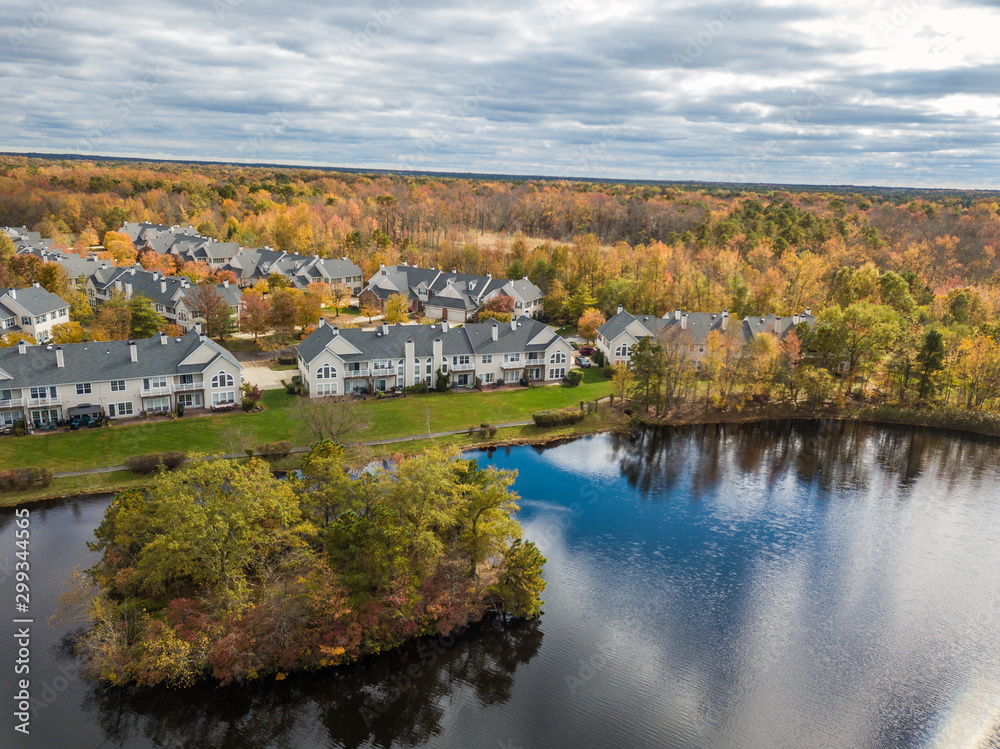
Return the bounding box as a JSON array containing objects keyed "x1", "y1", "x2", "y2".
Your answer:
[
  {"x1": 144, "y1": 396, "x2": 171, "y2": 413},
  {"x1": 504, "y1": 353, "x2": 521, "y2": 363},
  {"x1": 21, "y1": 316, "x2": 30, "y2": 326},
  {"x1": 317, "y1": 364, "x2": 337, "y2": 380},
  {"x1": 177, "y1": 374, "x2": 193, "y2": 386},
  {"x1": 481, "y1": 372, "x2": 494, "y2": 384},
  {"x1": 453, "y1": 355, "x2": 470, "y2": 366},
  {"x1": 426, "y1": 358, "x2": 433, "y2": 374},
  {"x1": 0, "y1": 410, "x2": 22, "y2": 426},
  {"x1": 60, "y1": 308, "x2": 67, "y2": 318},
  {"x1": 211, "y1": 391, "x2": 236, "y2": 407},
  {"x1": 2, "y1": 317, "x2": 13, "y2": 329},
  {"x1": 315, "y1": 382, "x2": 338, "y2": 396},
  {"x1": 35, "y1": 313, "x2": 47, "y2": 324},
  {"x1": 440, "y1": 361, "x2": 448, "y2": 373},
  {"x1": 76, "y1": 383, "x2": 92, "y2": 395},
  {"x1": 111, "y1": 379, "x2": 125, "y2": 392},
  {"x1": 29, "y1": 386, "x2": 57, "y2": 401},
  {"x1": 481, "y1": 354, "x2": 492, "y2": 364},
  {"x1": 397, "y1": 359, "x2": 404, "y2": 378},
  {"x1": 177, "y1": 393, "x2": 202, "y2": 407},
  {"x1": 550, "y1": 351, "x2": 567, "y2": 364},
  {"x1": 108, "y1": 402, "x2": 135, "y2": 418},
  {"x1": 504, "y1": 370, "x2": 520, "y2": 383},
  {"x1": 143, "y1": 376, "x2": 168, "y2": 391},
  {"x1": 615, "y1": 344, "x2": 631, "y2": 359},
  {"x1": 549, "y1": 367, "x2": 566, "y2": 380},
  {"x1": 211, "y1": 370, "x2": 234, "y2": 388}
]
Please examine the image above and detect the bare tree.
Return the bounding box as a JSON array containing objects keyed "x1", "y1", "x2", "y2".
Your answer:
[{"x1": 294, "y1": 396, "x2": 366, "y2": 443}]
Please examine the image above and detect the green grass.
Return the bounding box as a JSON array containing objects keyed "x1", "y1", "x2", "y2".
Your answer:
[
  {"x1": 553, "y1": 325, "x2": 577, "y2": 336},
  {"x1": 269, "y1": 363, "x2": 299, "y2": 371},
  {"x1": 0, "y1": 369, "x2": 613, "y2": 473}
]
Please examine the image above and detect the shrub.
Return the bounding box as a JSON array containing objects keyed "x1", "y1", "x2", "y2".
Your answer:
[
  {"x1": 565, "y1": 370, "x2": 584, "y2": 387},
  {"x1": 255, "y1": 441, "x2": 293, "y2": 459},
  {"x1": 489, "y1": 426, "x2": 498, "y2": 437},
  {"x1": 0, "y1": 466, "x2": 54, "y2": 493},
  {"x1": 592, "y1": 349, "x2": 607, "y2": 367},
  {"x1": 468, "y1": 426, "x2": 476, "y2": 436},
  {"x1": 277, "y1": 356, "x2": 297, "y2": 365},
  {"x1": 161, "y1": 452, "x2": 187, "y2": 470},
  {"x1": 601, "y1": 366, "x2": 615, "y2": 379},
  {"x1": 481, "y1": 422, "x2": 490, "y2": 428},
  {"x1": 124, "y1": 454, "x2": 166, "y2": 475},
  {"x1": 403, "y1": 382, "x2": 428, "y2": 394},
  {"x1": 532, "y1": 408, "x2": 586, "y2": 428}
]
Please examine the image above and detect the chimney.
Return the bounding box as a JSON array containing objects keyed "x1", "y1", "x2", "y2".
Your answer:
[
  {"x1": 125, "y1": 282, "x2": 133, "y2": 297},
  {"x1": 9, "y1": 289, "x2": 15, "y2": 300},
  {"x1": 32, "y1": 282, "x2": 40, "y2": 288},
  {"x1": 674, "y1": 308, "x2": 681, "y2": 321},
  {"x1": 341, "y1": 256, "x2": 348, "y2": 261},
  {"x1": 382, "y1": 322, "x2": 389, "y2": 335},
  {"x1": 722, "y1": 309, "x2": 729, "y2": 331},
  {"x1": 774, "y1": 316, "x2": 781, "y2": 334},
  {"x1": 487, "y1": 272, "x2": 492, "y2": 279},
  {"x1": 161, "y1": 280, "x2": 167, "y2": 293},
  {"x1": 492, "y1": 323, "x2": 499, "y2": 341},
  {"x1": 451, "y1": 268, "x2": 457, "y2": 273},
  {"x1": 223, "y1": 280, "x2": 229, "y2": 288},
  {"x1": 441, "y1": 320, "x2": 449, "y2": 333},
  {"x1": 56, "y1": 346, "x2": 64, "y2": 367},
  {"x1": 331, "y1": 326, "x2": 339, "y2": 337},
  {"x1": 617, "y1": 304, "x2": 623, "y2": 315},
  {"x1": 681, "y1": 314, "x2": 688, "y2": 330},
  {"x1": 160, "y1": 331, "x2": 168, "y2": 345},
  {"x1": 510, "y1": 318, "x2": 517, "y2": 331},
  {"x1": 433, "y1": 338, "x2": 443, "y2": 371},
  {"x1": 318, "y1": 317, "x2": 326, "y2": 327},
  {"x1": 129, "y1": 341, "x2": 137, "y2": 362},
  {"x1": 17, "y1": 339, "x2": 26, "y2": 354},
  {"x1": 793, "y1": 314, "x2": 800, "y2": 326},
  {"x1": 805, "y1": 308, "x2": 811, "y2": 316},
  {"x1": 523, "y1": 275, "x2": 528, "y2": 281},
  {"x1": 195, "y1": 322, "x2": 202, "y2": 334}
]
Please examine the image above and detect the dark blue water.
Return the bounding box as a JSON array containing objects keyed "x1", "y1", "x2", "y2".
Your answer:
[{"x1": 4, "y1": 420, "x2": 1000, "y2": 748}]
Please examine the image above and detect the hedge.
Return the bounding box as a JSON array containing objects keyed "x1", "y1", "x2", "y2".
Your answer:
[
  {"x1": 0, "y1": 467, "x2": 54, "y2": 493},
  {"x1": 565, "y1": 370, "x2": 584, "y2": 387},
  {"x1": 532, "y1": 408, "x2": 586, "y2": 428},
  {"x1": 124, "y1": 452, "x2": 187, "y2": 475},
  {"x1": 255, "y1": 441, "x2": 294, "y2": 459}
]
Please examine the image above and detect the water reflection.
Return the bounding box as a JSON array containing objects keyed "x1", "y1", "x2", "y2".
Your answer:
[
  {"x1": 611, "y1": 420, "x2": 1000, "y2": 498},
  {"x1": 77, "y1": 620, "x2": 543, "y2": 749}
]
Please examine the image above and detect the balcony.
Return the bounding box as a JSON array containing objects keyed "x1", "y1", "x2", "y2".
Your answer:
[
  {"x1": 452, "y1": 362, "x2": 476, "y2": 372},
  {"x1": 500, "y1": 361, "x2": 524, "y2": 370},
  {"x1": 174, "y1": 380, "x2": 203, "y2": 392},
  {"x1": 142, "y1": 385, "x2": 173, "y2": 397},
  {"x1": 344, "y1": 369, "x2": 373, "y2": 378},
  {"x1": 0, "y1": 398, "x2": 24, "y2": 409},
  {"x1": 28, "y1": 396, "x2": 62, "y2": 407}
]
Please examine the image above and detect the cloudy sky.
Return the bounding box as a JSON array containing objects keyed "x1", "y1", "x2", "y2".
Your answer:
[{"x1": 2, "y1": 0, "x2": 999, "y2": 187}]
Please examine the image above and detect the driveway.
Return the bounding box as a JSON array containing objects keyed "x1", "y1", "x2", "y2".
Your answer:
[{"x1": 241, "y1": 361, "x2": 295, "y2": 391}]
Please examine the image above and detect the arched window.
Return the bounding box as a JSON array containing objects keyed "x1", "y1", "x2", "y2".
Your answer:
[
  {"x1": 550, "y1": 351, "x2": 567, "y2": 364},
  {"x1": 615, "y1": 344, "x2": 631, "y2": 358},
  {"x1": 317, "y1": 364, "x2": 337, "y2": 380},
  {"x1": 211, "y1": 370, "x2": 234, "y2": 388}
]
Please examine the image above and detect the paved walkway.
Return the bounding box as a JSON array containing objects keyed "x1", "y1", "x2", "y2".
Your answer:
[
  {"x1": 241, "y1": 361, "x2": 294, "y2": 391},
  {"x1": 52, "y1": 421, "x2": 535, "y2": 479}
]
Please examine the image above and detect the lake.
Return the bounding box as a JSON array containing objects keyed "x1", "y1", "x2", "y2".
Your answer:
[{"x1": 3, "y1": 420, "x2": 1000, "y2": 748}]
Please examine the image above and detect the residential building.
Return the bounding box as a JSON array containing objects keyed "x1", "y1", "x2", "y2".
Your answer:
[
  {"x1": 85, "y1": 265, "x2": 243, "y2": 332},
  {"x1": 296, "y1": 315, "x2": 573, "y2": 396},
  {"x1": 224, "y1": 248, "x2": 364, "y2": 294},
  {"x1": 0, "y1": 328, "x2": 243, "y2": 428},
  {"x1": 122, "y1": 222, "x2": 240, "y2": 267},
  {"x1": 0, "y1": 285, "x2": 71, "y2": 343},
  {"x1": 596, "y1": 307, "x2": 817, "y2": 365},
  {"x1": 360, "y1": 264, "x2": 545, "y2": 322}
]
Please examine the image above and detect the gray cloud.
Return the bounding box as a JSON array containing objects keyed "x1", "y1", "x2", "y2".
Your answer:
[{"x1": 1, "y1": 0, "x2": 998, "y2": 187}]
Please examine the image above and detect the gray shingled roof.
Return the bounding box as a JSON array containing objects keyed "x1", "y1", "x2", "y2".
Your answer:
[
  {"x1": 297, "y1": 316, "x2": 563, "y2": 364},
  {"x1": 0, "y1": 330, "x2": 240, "y2": 388},
  {"x1": 599, "y1": 309, "x2": 817, "y2": 346},
  {"x1": 1, "y1": 286, "x2": 69, "y2": 316}
]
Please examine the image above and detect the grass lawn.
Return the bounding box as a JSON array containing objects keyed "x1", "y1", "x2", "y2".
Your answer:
[
  {"x1": 0, "y1": 369, "x2": 613, "y2": 473},
  {"x1": 553, "y1": 324, "x2": 577, "y2": 337}
]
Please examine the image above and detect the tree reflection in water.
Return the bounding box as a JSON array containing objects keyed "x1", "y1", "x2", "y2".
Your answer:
[
  {"x1": 610, "y1": 420, "x2": 1000, "y2": 499},
  {"x1": 74, "y1": 618, "x2": 543, "y2": 749}
]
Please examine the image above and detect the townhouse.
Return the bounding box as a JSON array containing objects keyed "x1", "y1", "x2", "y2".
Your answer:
[
  {"x1": 296, "y1": 316, "x2": 574, "y2": 397},
  {"x1": 122, "y1": 222, "x2": 240, "y2": 267},
  {"x1": 360, "y1": 264, "x2": 545, "y2": 322},
  {"x1": 224, "y1": 248, "x2": 364, "y2": 294},
  {"x1": 0, "y1": 285, "x2": 71, "y2": 343},
  {"x1": 86, "y1": 265, "x2": 243, "y2": 333},
  {"x1": 0, "y1": 328, "x2": 243, "y2": 428},
  {"x1": 597, "y1": 307, "x2": 817, "y2": 365}
]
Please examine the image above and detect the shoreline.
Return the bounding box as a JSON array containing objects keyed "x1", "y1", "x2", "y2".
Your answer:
[{"x1": 5, "y1": 406, "x2": 1000, "y2": 507}]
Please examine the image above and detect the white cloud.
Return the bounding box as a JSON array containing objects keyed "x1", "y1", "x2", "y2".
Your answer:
[{"x1": 1, "y1": 0, "x2": 998, "y2": 186}]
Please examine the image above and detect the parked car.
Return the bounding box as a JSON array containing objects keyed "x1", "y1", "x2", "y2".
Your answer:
[
  {"x1": 575, "y1": 356, "x2": 592, "y2": 368},
  {"x1": 578, "y1": 345, "x2": 595, "y2": 356}
]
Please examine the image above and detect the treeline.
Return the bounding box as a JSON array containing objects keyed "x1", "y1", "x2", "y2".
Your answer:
[
  {"x1": 72, "y1": 444, "x2": 545, "y2": 687},
  {"x1": 617, "y1": 294, "x2": 1000, "y2": 417}
]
